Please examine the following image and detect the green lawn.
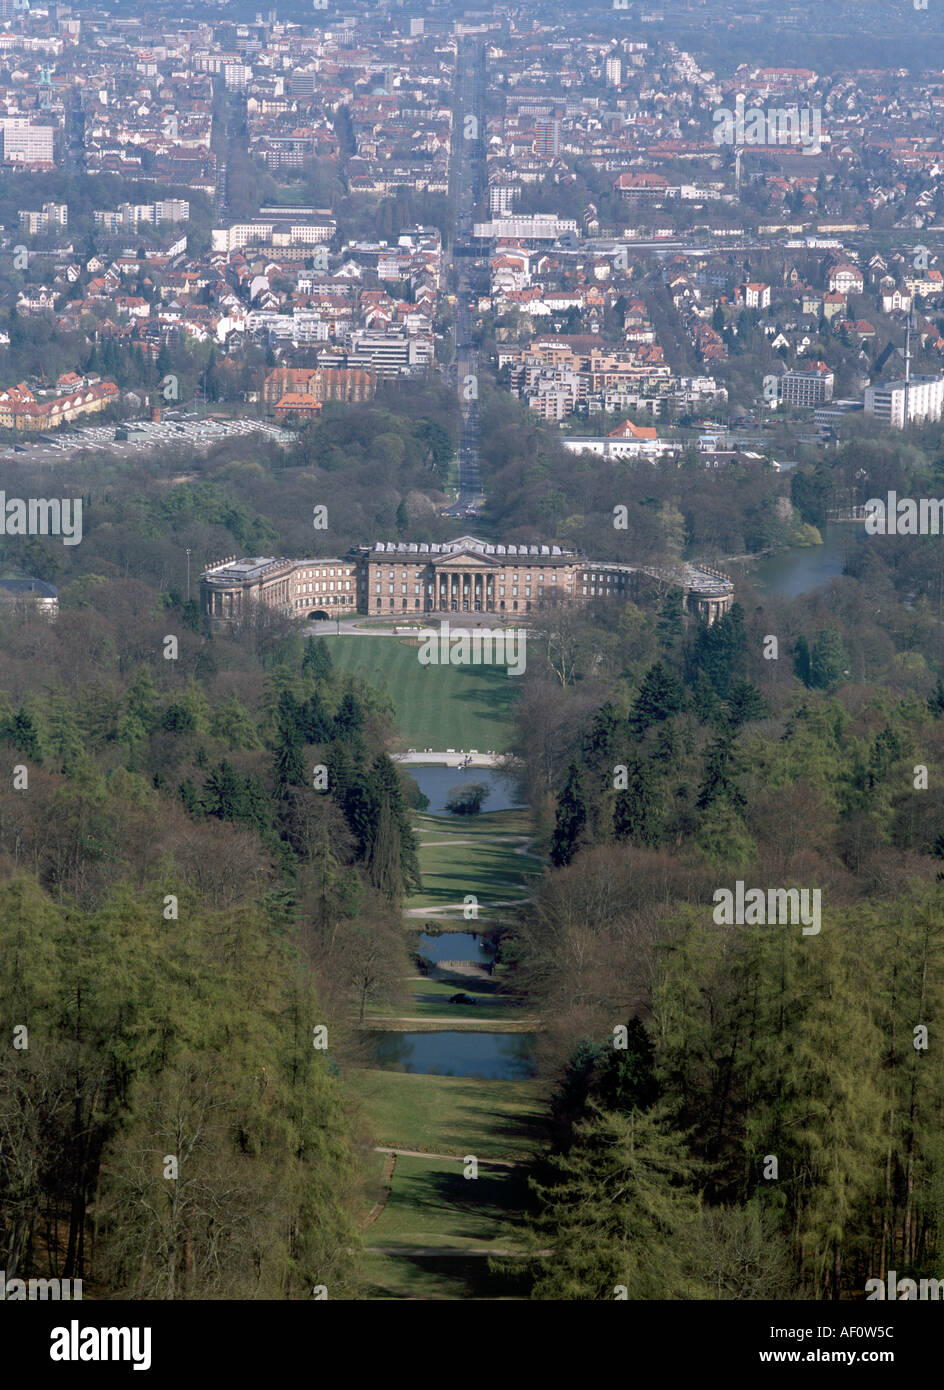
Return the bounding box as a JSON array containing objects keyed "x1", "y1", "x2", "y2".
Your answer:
[
  {"x1": 348, "y1": 1070, "x2": 548, "y2": 1161},
  {"x1": 407, "y1": 810, "x2": 541, "y2": 913},
  {"x1": 326, "y1": 635, "x2": 519, "y2": 750},
  {"x1": 414, "y1": 807, "x2": 534, "y2": 841},
  {"x1": 361, "y1": 1250, "x2": 528, "y2": 1301},
  {"x1": 368, "y1": 976, "x2": 531, "y2": 1025},
  {"x1": 368, "y1": 1155, "x2": 529, "y2": 1251}
]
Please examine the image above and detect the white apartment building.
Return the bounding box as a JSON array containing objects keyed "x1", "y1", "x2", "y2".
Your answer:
[
  {"x1": 0, "y1": 118, "x2": 54, "y2": 164},
  {"x1": 94, "y1": 200, "x2": 190, "y2": 232},
  {"x1": 864, "y1": 375, "x2": 944, "y2": 428},
  {"x1": 342, "y1": 332, "x2": 433, "y2": 376},
  {"x1": 779, "y1": 366, "x2": 834, "y2": 408},
  {"x1": 743, "y1": 281, "x2": 771, "y2": 309},
  {"x1": 223, "y1": 62, "x2": 253, "y2": 90},
  {"x1": 828, "y1": 262, "x2": 864, "y2": 295},
  {"x1": 291, "y1": 311, "x2": 331, "y2": 344},
  {"x1": 212, "y1": 219, "x2": 335, "y2": 252},
  {"x1": 19, "y1": 202, "x2": 68, "y2": 234},
  {"x1": 488, "y1": 183, "x2": 522, "y2": 215},
  {"x1": 562, "y1": 432, "x2": 676, "y2": 461},
  {"x1": 472, "y1": 214, "x2": 578, "y2": 241}
]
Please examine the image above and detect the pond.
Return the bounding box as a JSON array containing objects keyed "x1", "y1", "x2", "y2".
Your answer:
[
  {"x1": 417, "y1": 930, "x2": 490, "y2": 964},
  {"x1": 751, "y1": 524, "x2": 860, "y2": 598},
  {"x1": 407, "y1": 765, "x2": 525, "y2": 814},
  {"x1": 368, "y1": 1030, "x2": 537, "y2": 1080}
]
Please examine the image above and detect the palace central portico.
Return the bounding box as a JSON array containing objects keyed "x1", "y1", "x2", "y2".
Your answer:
[
  {"x1": 200, "y1": 535, "x2": 734, "y2": 629},
  {"x1": 362, "y1": 536, "x2": 581, "y2": 616}
]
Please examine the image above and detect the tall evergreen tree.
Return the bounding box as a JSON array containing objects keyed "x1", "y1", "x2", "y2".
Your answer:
[
  {"x1": 689, "y1": 603, "x2": 747, "y2": 700},
  {"x1": 598, "y1": 1019, "x2": 659, "y2": 1114},
  {"x1": 613, "y1": 756, "x2": 662, "y2": 846},
  {"x1": 1, "y1": 707, "x2": 40, "y2": 760},
  {"x1": 274, "y1": 726, "x2": 306, "y2": 798},
  {"x1": 810, "y1": 626, "x2": 849, "y2": 691},
  {"x1": 302, "y1": 636, "x2": 333, "y2": 683},
  {"x1": 528, "y1": 1106, "x2": 704, "y2": 1300},
  {"x1": 301, "y1": 691, "x2": 334, "y2": 744},
  {"x1": 629, "y1": 662, "x2": 685, "y2": 737},
  {"x1": 334, "y1": 690, "x2": 365, "y2": 741},
  {"x1": 657, "y1": 590, "x2": 684, "y2": 650},
  {"x1": 794, "y1": 634, "x2": 813, "y2": 688},
  {"x1": 550, "y1": 762, "x2": 590, "y2": 867}
]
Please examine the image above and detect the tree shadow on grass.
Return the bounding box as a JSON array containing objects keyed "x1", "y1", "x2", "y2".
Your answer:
[{"x1": 363, "y1": 1253, "x2": 528, "y2": 1300}]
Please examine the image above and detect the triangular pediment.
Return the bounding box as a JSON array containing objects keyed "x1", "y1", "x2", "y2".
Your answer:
[{"x1": 432, "y1": 548, "x2": 499, "y2": 566}]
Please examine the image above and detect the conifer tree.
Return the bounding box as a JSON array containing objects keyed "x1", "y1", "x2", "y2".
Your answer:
[
  {"x1": 613, "y1": 756, "x2": 662, "y2": 846},
  {"x1": 302, "y1": 636, "x2": 333, "y2": 683},
  {"x1": 550, "y1": 762, "x2": 590, "y2": 867},
  {"x1": 528, "y1": 1106, "x2": 705, "y2": 1300},
  {"x1": 274, "y1": 726, "x2": 306, "y2": 797},
  {"x1": 629, "y1": 662, "x2": 685, "y2": 736}
]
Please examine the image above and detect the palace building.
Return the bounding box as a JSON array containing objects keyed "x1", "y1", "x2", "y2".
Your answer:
[{"x1": 200, "y1": 536, "x2": 734, "y2": 630}]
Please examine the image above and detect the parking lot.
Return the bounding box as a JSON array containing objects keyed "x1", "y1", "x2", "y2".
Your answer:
[{"x1": 0, "y1": 414, "x2": 296, "y2": 464}]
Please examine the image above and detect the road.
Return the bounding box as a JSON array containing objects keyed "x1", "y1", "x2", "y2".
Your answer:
[
  {"x1": 374, "y1": 1146, "x2": 519, "y2": 1168},
  {"x1": 445, "y1": 38, "x2": 487, "y2": 519},
  {"x1": 365, "y1": 1247, "x2": 543, "y2": 1258},
  {"x1": 65, "y1": 89, "x2": 85, "y2": 173}
]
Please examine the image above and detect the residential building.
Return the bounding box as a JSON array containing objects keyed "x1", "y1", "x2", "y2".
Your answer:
[
  {"x1": 864, "y1": 375, "x2": 944, "y2": 428},
  {"x1": 562, "y1": 418, "x2": 675, "y2": 460},
  {"x1": 472, "y1": 214, "x2": 578, "y2": 241},
  {"x1": 0, "y1": 118, "x2": 55, "y2": 165},
  {"x1": 18, "y1": 203, "x2": 68, "y2": 234},
  {"x1": 743, "y1": 282, "x2": 771, "y2": 309},
  {"x1": 94, "y1": 201, "x2": 190, "y2": 232},
  {"x1": 828, "y1": 262, "x2": 864, "y2": 295},
  {"x1": 779, "y1": 364, "x2": 835, "y2": 407}
]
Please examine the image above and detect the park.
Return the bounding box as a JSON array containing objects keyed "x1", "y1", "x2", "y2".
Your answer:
[{"x1": 331, "y1": 623, "x2": 547, "y2": 1298}]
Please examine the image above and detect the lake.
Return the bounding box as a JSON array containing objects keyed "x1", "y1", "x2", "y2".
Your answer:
[
  {"x1": 407, "y1": 765, "x2": 525, "y2": 814},
  {"x1": 417, "y1": 930, "x2": 490, "y2": 964},
  {"x1": 751, "y1": 524, "x2": 860, "y2": 598},
  {"x1": 368, "y1": 1030, "x2": 536, "y2": 1081}
]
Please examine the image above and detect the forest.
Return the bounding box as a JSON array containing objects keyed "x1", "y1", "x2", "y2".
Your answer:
[
  {"x1": 494, "y1": 522, "x2": 944, "y2": 1298},
  {"x1": 0, "y1": 611, "x2": 426, "y2": 1295},
  {"x1": 4, "y1": 369, "x2": 944, "y2": 1297}
]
